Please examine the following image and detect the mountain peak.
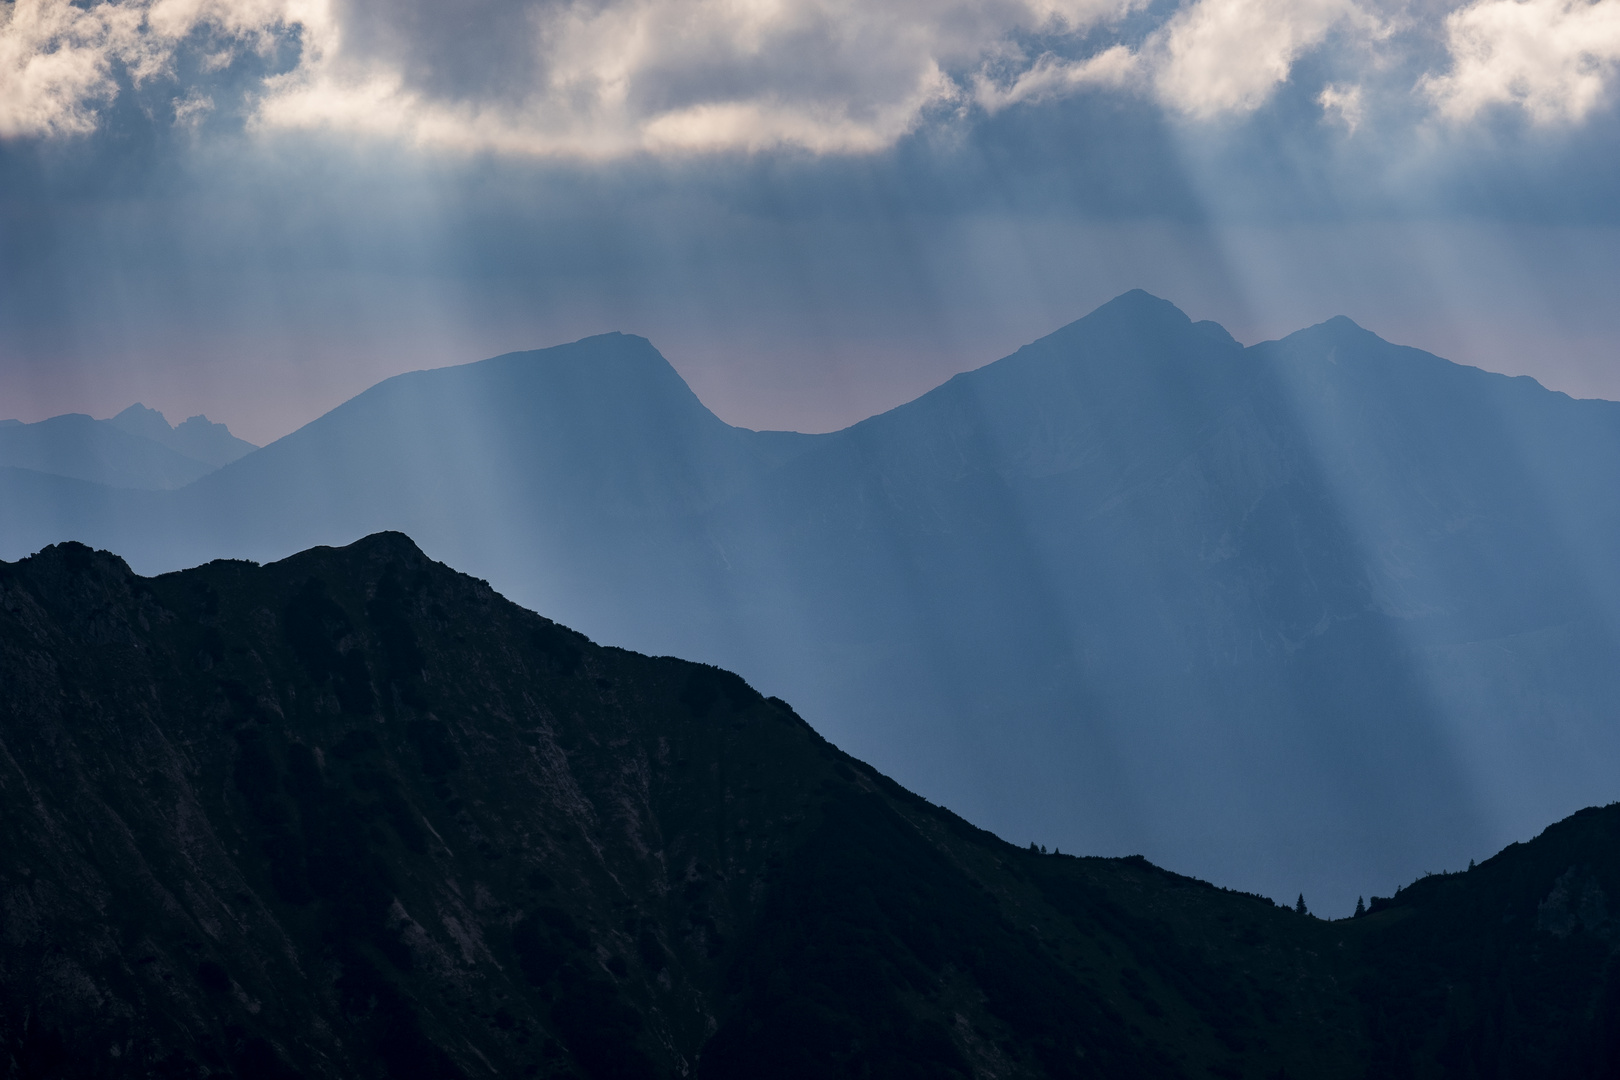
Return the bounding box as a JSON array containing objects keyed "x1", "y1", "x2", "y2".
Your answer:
[
  {"x1": 1007, "y1": 290, "x2": 1234, "y2": 368},
  {"x1": 9, "y1": 540, "x2": 137, "y2": 593},
  {"x1": 1290, "y1": 314, "x2": 1379, "y2": 345},
  {"x1": 267, "y1": 531, "x2": 435, "y2": 579},
  {"x1": 110, "y1": 402, "x2": 174, "y2": 441},
  {"x1": 1315, "y1": 314, "x2": 1375, "y2": 338},
  {"x1": 105, "y1": 405, "x2": 258, "y2": 468},
  {"x1": 1258, "y1": 314, "x2": 1399, "y2": 364},
  {"x1": 1035, "y1": 290, "x2": 1248, "y2": 357},
  {"x1": 337, "y1": 529, "x2": 433, "y2": 567},
  {"x1": 347, "y1": 528, "x2": 425, "y2": 554},
  {"x1": 1092, "y1": 289, "x2": 1191, "y2": 323},
  {"x1": 472, "y1": 331, "x2": 683, "y2": 389}
]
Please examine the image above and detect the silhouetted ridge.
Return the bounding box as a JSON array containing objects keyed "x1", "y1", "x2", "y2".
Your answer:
[
  {"x1": 1191, "y1": 318, "x2": 1239, "y2": 346},
  {"x1": 2, "y1": 534, "x2": 1618, "y2": 1078},
  {"x1": 1317, "y1": 313, "x2": 1368, "y2": 334},
  {"x1": 465, "y1": 332, "x2": 700, "y2": 404},
  {"x1": 110, "y1": 403, "x2": 178, "y2": 443},
  {"x1": 1017, "y1": 288, "x2": 1206, "y2": 359},
  {"x1": 0, "y1": 411, "x2": 233, "y2": 490},
  {"x1": 284, "y1": 528, "x2": 431, "y2": 566},
  {"x1": 6, "y1": 295, "x2": 1620, "y2": 920},
  {"x1": 1273, "y1": 313, "x2": 1398, "y2": 354},
  {"x1": 106, "y1": 403, "x2": 257, "y2": 468},
  {"x1": 1087, "y1": 287, "x2": 1193, "y2": 325},
  {"x1": 21, "y1": 538, "x2": 137, "y2": 584}
]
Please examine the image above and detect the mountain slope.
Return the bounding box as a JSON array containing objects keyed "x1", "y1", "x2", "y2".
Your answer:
[
  {"x1": 108, "y1": 404, "x2": 258, "y2": 469},
  {"x1": 678, "y1": 292, "x2": 1620, "y2": 909},
  {"x1": 0, "y1": 413, "x2": 218, "y2": 490},
  {"x1": 3, "y1": 296, "x2": 1619, "y2": 912},
  {"x1": 0, "y1": 534, "x2": 1615, "y2": 1079},
  {"x1": 146, "y1": 333, "x2": 814, "y2": 648},
  {"x1": 0, "y1": 406, "x2": 256, "y2": 490}
]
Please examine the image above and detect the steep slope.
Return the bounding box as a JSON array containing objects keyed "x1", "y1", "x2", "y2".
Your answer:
[
  {"x1": 147, "y1": 333, "x2": 814, "y2": 648},
  {"x1": 679, "y1": 292, "x2": 1620, "y2": 910},
  {"x1": 1, "y1": 534, "x2": 1616, "y2": 1080},
  {"x1": 3, "y1": 296, "x2": 1620, "y2": 912}
]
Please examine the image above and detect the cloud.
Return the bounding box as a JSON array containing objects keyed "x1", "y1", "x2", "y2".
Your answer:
[
  {"x1": 1, "y1": 0, "x2": 1151, "y2": 153},
  {"x1": 0, "y1": 0, "x2": 307, "y2": 138},
  {"x1": 974, "y1": 45, "x2": 1141, "y2": 111},
  {"x1": 975, "y1": 0, "x2": 1385, "y2": 123},
  {"x1": 3, "y1": 0, "x2": 1618, "y2": 154},
  {"x1": 0, "y1": 0, "x2": 135, "y2": 137},
  {"x1": 1318, "y1": 81, "x2": 1365, "y2": 129},
  {"x1": 254, "y1": 0, "x2": 1148, "y2": 156},
  {"x1": 1150, "y1": 0, "x2": 1374, "y2": 117},
  {"x1": 1425, "y1": 0, "x2": 1620, "y2": 123},
  {"x1": 172, "y1": 86, "x2": 213, "y2": 126}
]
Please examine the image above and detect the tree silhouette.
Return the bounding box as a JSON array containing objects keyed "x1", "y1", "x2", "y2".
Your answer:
[
  {"x1": 1354, "y1": 896, "x2": 1366, "y2": 918},
  {"x1": 1295, "y1": 894, "x2": 1308, "y2": 916}
]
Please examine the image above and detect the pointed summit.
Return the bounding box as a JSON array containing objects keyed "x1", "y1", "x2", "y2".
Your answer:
[
  {"x1": 109, "y1": 403, "x2": 174, "y2": 443},
  {"x1": 1272, "y1": 314, "x2": 1385, "y2": 354},
  {"x1": 0, "y1": 410, "x2": 219, "y2": 490},
  {"x1": 108, "y1": 403, "x2": 256, "y2": 468},
  {"x1": 1298, "y1": 314, "x2": 1379, "y2": 345},
  {"x1": 1087, "y1": 289, "x2": 1193, "y2": 326},
  {"x1": 168, "y1": 414, "x2": 257, "y2": 467},
  {"x1": 1027, "y1": 289, "x2": 1239, "y2": 363}
]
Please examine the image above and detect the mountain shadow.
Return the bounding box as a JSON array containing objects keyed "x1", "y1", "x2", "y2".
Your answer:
[{"x1": 0, "y1": 533, "x2": 1617, "y2": 1079}]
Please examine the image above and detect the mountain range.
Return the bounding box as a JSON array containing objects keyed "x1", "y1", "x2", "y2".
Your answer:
[
  {"x1": 3, "y1": 292, "x2": 1619, "y2": 913},
  {"x1": 0, "y1": 405, "x2": 256, "y2": 490},
  {"x1": 2, "y1": 533, "x2": 1616, "y2": 1079}
]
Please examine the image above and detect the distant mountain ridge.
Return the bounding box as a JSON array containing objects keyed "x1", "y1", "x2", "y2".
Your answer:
[
  {"x1": 1, "y1": 533, "x2": 1615, "y2": 1079},
  {"x1": 107, "y1": 403, "x2": 259, "y2": 468},
  {"x1": 0, "y1": 403, "x2": 255, "y2": 489},
  {"x1": 2, "y1": 293, "x2": 1618, "y2": 913}
]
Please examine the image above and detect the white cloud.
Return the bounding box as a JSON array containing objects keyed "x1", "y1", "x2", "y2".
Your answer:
[
  {"x1": 0, "y1": 0, "x2": 1149, "y2": 153},
  {"x1": 172, "y1": 85, "x2": 213, "y2": 126},
  {"x1": 1150, "y1": 0, "x2": 1372, "y2": 117},
  {"x1": 253, "y1": 0, "x2": 1143, "y2": 156},
  {"x1": 1, "y1": 0, "x2": 128, "y2": 137},
  {"x1": 1319, "y1": 80, "x2": 1365, "y2": 129},
  {"x1": 975, "y1": 0, "x2": 1383, "y2": 122},
  {"x1": 5, "y1": 0, "x2": 1617, "y2": 153},
  {"x1": 974, "y1": 45, "x2": 1141, "y2": 111},
  {"x1": 1425, "y1": 0, "x2": 1620, "y2": 123},
  {"x1": 0, "y1": 0, "x2": 309, "y2": 138}
]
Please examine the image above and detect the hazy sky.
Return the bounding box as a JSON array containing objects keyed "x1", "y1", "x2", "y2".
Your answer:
[{"x1": 2, "y1": 0, "x2": 1618, "y2": 444}]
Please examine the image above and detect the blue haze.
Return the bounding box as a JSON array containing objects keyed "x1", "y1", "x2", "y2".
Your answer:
[
  {"x1": 0, "y1": 405, "x2": 254, "y2": 489},
  {"x1": 4, "y1": 291, "x2": 1618, "y2": 915}
]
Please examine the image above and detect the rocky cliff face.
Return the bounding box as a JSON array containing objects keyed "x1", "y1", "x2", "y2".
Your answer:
[{"x1": 1, "y1": 533, "x2": 1616, "y2": 1079}]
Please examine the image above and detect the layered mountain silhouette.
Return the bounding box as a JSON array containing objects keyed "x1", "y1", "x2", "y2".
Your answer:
[
  {"x1": 0, "y1": 404, "x2": 255, "y2": 490},
  {"x1": 107, "y1": 404, "x2": 259, "y2": 469},
  {"x1": 3, "y1": 292, "x2": 1619, "y2": 912},
  {"x1": 1, "y1": 533, "x2": 1616, "y2": 1079}
]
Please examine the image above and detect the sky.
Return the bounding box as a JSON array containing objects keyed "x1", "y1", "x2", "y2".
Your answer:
[{"x1": 1, "y1": 0, "x2": 1619, "y2": 444}]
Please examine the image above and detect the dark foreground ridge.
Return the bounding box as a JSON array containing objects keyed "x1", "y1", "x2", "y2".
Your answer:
[{"x1": 1, "y1": 533, "x2": 1616, "y2": 1079}]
